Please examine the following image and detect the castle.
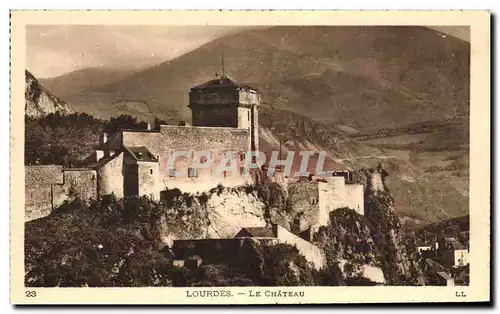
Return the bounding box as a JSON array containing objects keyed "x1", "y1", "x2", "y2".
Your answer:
[
  {"x1": 25, "y1": 74, "x2": 365, "y2": 228},
  {"x1": 84, "y1": 75, "x2": 260, "y2": 198}
]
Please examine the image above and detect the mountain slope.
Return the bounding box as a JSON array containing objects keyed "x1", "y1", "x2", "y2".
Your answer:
[
  {"x1": 25, "y1": 70, "x2": 73, "y2": 118},
  {"x1": 39, "y1": 68, "x2": 137, "y2": 96},
  {"x1": 58, "y1": 26, "x2": 469, "y2": 130}
]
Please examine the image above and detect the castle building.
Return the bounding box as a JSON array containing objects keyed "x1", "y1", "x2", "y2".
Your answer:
[
  {"x1": 85, "y1": 75, "x2": 261, "y2": 198},
  {"x1": 25, "y1": 74, "x2": 365, "y2": 224}
]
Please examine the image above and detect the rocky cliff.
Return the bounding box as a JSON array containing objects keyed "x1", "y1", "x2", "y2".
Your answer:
[
  {"x1": 313, "y1": 165, "x2": 423, "y2": 285},
  {"x1": 25, "y1": 70, "x2": 73, "y2": 118},
  {"x1": 157, "y1": 186, "x2": 269, "y2": 246},
  {"x1": 361, "y1": 166, "x2": 421, "y2": 284}
]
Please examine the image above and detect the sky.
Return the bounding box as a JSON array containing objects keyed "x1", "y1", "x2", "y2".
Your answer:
[
  {"x1": 26, "y1": 25, "x2": 248, "y2": 78},
  {"x1": 26, "y1": 25, "x2": 470, "y2": 79}
]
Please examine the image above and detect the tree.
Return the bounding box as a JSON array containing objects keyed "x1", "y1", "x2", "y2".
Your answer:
[
  {"x1": 261, "y1": 244, "x2": 316, "y2": 286},
  {"x1": 103, "y1": 114, "x2": 148, "y2": 135},
  {"x1": 25, "y1": 196, "x2": 171, "y2": 287}
]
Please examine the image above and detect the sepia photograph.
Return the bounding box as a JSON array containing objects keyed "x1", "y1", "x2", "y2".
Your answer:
[{"x1": 10, "y1": 10, "x2": 490, "y2": 304}]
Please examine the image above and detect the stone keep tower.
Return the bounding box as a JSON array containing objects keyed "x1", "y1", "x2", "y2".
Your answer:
[{"x1": 188, "y1": 75, "x2": 260, "y2": 151}]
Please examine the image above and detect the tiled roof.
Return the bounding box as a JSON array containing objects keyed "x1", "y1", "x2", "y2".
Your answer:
[
  {"x1": 123, "y1": 146, "x2": 158, "y2": 162},
  {"x1": 191, "y1": 75, "x2": 257, "y2": 91},
  {"x1": 235, "y1": 227, "x2": 275, "y2": 238},
  {"x1": 87, "y1": 152, "x2": 122, "y2": 169}
]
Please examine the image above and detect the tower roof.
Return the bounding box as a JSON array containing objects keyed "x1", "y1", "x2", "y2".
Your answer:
[{"x1": 190, "y1": 75, "x2": 258, "y2": 92}]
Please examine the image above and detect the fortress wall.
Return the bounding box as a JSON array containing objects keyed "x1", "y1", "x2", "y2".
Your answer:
[
  {"x1": 161, "y1": 173, "x2": 251, "y2": 195},
  {"x1": 122, "y1": 127, "x2": 251, "y2": 194},
  {"x1": 275, "y1": 224, "x2": 325, "y2": 270},
  {"x1": 315, "y1": 177, "x2": 366, "y2": 226},
  {"x1": 324, "y1": 176, "x2": 348, "y2": 210},
  {"x1": 25, "y1": 165, "x2": 64, "y2": 222},
  {"x1": 138, "y1": 161, "x2": 160, "y2": 200},
  {"x1": 25, "y1": 165, "x2": 63, "y2": 185},
  {"x1": 25, "y1": 166, "x2": 98, "y2": 222},
  {"x1": 97, "y1": 152, "x2": 124, "y2": 198},
  {"x1": 287, "y1": 181, "x2": 320, "y2": 231},
  {"x1": 318, "y1": 182, "x2": 331, "y2": 226},
  {"x1": 25, "y1": 185, "x2": 53, "y2": 222},
  {"x1": 62, "y1": 169, "x2": 98, "y2": 202},
  {"x1": 320, "y1": 176, "x2": 365, "y2": 217},
  {"x1": 345, "y1": 184, "x2": 365, "y2": 215}
]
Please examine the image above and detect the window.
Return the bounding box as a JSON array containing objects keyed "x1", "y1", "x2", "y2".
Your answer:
[
  {"x1": 248, "y1": 111, "x2": 250, "y2": 121},
  {"x1": 188, "y1": 167, "x2": 198, "y2": 178},
  {"x1": 150, "y1": 169, "x2": 153, "y2": 175},
  {"x1": 91, "y1": 174, "x2": 96, "y2": 180},
  {"x1": 239, "y1": 152, "x2": 245, "y2": 161}
]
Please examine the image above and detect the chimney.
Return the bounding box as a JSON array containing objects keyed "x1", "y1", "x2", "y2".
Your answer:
[
  {"x1": 147, "y1": 122, "x2": 152, "y2": 131},
  {"x1": 101, "y1": 133, "x2": 108, "y2": 145},
  {"x1": 96, "y1": 150, "x2": 104, "y2": 162}
]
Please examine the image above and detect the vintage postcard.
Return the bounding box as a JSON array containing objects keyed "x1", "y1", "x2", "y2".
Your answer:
[{"x1": 10, "y1": 10, "x2": 490, "y2": 304}]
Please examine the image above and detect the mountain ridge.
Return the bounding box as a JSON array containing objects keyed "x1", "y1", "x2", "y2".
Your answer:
[{"x1": 48, "y1": 26, "x2": 469, "y2": 130}]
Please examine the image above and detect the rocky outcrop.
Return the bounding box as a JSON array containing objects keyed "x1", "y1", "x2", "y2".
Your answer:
[
  {"x1": 204, "y1": 188, "x2": 267, "y2": 238},
  {"x1": 25, "y1": 70, "x2": 73, "y2": 118},
  {"x1": 158, "y1": 187, "x2": 268, "y2": 246},
  {"x1": 362, "y1": 165, "x2": 417, "y2": 284},
  {"x1": 316, "y1": 207, "x2": 385, "y2": 284}
]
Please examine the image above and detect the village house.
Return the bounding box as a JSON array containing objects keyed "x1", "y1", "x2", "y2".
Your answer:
[
  {"x1": 438, "y1": 237, "x2": 469, "y2": 268},
  {"x1": 416, "y1": 238, "x2": 438, "y2": 254}
]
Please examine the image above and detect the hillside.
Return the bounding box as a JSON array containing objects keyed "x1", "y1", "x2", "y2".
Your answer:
[
  {"x1": 39, "y1": 68, "x2": 137, "y2": 96},
  {"x1": 56, "y1": 26, "x2": 469, "y2": 130},
  {"x1": 258, "y1": 106, "x2": 383, "y2": 159},
  {"x1": 25, "y1": 70, "x2": 73, "y2": 118}
]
